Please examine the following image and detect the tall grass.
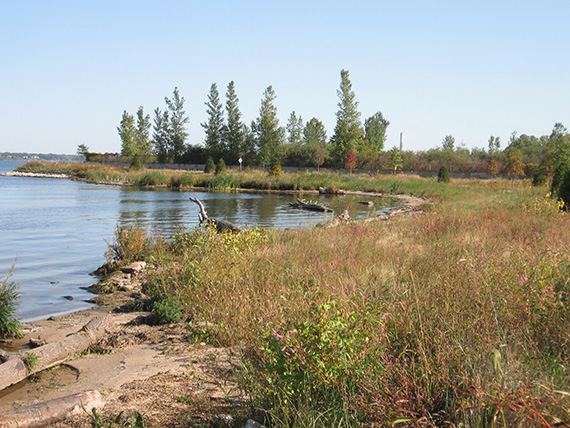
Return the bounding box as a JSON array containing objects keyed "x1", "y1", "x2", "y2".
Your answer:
[
  {"x1": 0, "y1": 266, "x2": 22, "y2": 339},
  {"x1": 104, "y1": 177, "x2": 570, "y2": 426}
]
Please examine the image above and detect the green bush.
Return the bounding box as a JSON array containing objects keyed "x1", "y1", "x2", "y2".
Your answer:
[
  {"x1": 551, "y1": 162, "x2": 570, "y2": 199},
  {"x1": 204, "y1": 157, "x2": 215, "y2": 173},
  {"x1": 532, "y1": 166, "x2": 548, "y2": 186},
  {"x1": 0, "y1": 268, "x2": 22, "y2": 339},
  {"x1": 437, "y1": 165, "x2": 450, "y2": 183},
  {"x1": 215, "y1": 158, "x2": 227, "y2": 174},
  {"x1": 130, "y1": 154, "x2": 142, "y2": 170},
  {"x1": 269, "y1": 161, "x2": 283, "y2": 176},
  {"x1": 152, "y1": 296, "x2": 183, "y2": 325}
]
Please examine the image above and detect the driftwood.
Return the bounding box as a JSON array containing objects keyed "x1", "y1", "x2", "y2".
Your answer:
[
  {"x1": 189, "y1": 197, "x2": 241, "y2": 232},
  {"x1": 0, "y1": 315, "x2": 114, "y2": 392},
  {"x1": 0, "y1": 390, "x2": 104, "y2": 428},
  {"x1": 289, "y1": 198, "x2": 333, "y2": 212}
]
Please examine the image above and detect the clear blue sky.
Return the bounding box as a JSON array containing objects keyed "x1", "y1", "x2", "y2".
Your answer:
[{"x1": 1, "y1": 1, "x2": 569, "y2": 155}]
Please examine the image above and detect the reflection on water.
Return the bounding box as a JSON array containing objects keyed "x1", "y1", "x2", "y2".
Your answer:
[{"x1": 0, "y1": 162, "x2": 394, "y2": 322}]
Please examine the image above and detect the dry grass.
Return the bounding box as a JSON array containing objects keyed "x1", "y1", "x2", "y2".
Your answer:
[{"x1": 100, "y1": 176, "x2": 570, "y2": 426}]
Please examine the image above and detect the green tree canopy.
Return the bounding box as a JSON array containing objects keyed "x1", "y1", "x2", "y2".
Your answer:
[
  {"x1": 118, "y1": 111, "x2": 137, "y2": 159},
  {"x1": 202, "y1": 83, "x2": 225, "y2": 162},
  {"x1": 331, "y1": 69, "x2": 363, "y2": 167},
  {"x1": 135, "y1": 106, "x2": 152, "y2": 161},
  {"x1": 361, "y1": 111, "x2": 389, "y2": 164},
  {"x1": 165, "y1": 87, "x2": 189, "y2": 163},
  {"x1": 224, "y1": 81, "x2": 246, "y2": 165},
  {"x1": 303, "y1": 117, "x2": 329, "y2": 170},
  {"x1": 252, "y1": 86, "x2": 284, "y2": 167}
]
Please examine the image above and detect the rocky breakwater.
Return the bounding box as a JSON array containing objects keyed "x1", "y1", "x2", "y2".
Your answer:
[{"x1": 0, "y1": 171, "x2": 71, "y2": 179}]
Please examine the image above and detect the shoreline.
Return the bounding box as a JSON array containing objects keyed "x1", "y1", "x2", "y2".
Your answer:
[{"x1": 0, "y1": 170, "x2": 71, "y2": 179}]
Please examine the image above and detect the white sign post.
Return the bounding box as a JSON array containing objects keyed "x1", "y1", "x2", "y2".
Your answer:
[{"x1": 238, "y1": 157, "x2": 243, "y2": 171}]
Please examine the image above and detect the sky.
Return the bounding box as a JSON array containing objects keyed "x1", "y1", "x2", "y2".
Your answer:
[{"x1": 1, "y1": 0, "x2": 569, "y2": 155}]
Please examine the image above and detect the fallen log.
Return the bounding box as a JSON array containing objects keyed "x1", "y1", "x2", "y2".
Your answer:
[
  {"x1": 0, "y1": 390, "x2": 104, "y2": 428},
  {"x1": 289, "y1": 198, "x2": 333, "y2": 212},
  {"x1": 189, "y1": 197, "x2": 241, "y2": 232},
  {"x1": 0, "y1": 315, "x2": 114, "y2": 391}
]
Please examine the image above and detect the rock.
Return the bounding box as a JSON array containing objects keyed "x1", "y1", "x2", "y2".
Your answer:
[
  {"x1": 29, "y1": 337, "x2": 47, "y2": 348},
  {"x1": 62, "y1": 295, "x2": 74, "y2": 300},
  {"x1": 120, "y1": 262, "x2": 146, "y2": 274},
  {"x1": 244, "y1": 420, "x2": 267, "y2": 428},
  {"x1": 210, "y1": 413, "x2": 234, "y2": 427}
]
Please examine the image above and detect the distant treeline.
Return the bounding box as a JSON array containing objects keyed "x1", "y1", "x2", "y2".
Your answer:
[{"x1": 0, "y1": 152, "x2": 82, "y2": 162}]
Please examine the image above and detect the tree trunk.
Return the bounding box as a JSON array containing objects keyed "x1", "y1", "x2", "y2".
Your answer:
[
  {"x1": 0, "y1": 390, "x2": 104, "y2": 428},
  {"x1": 0, "y1": 315, "x2": 114, "y2": 391}
]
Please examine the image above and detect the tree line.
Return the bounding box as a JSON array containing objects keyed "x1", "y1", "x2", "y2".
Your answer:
[
  {"x1": 82, "y1": 69, "x2": 569, "y2": 180},
  {"x1": 111, "y1": 70, "x2": 389, "y2": 170}
]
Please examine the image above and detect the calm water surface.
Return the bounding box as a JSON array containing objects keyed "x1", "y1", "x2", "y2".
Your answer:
[{"x1": 0, "y1": 161, "x2": 391, "y2": 321}]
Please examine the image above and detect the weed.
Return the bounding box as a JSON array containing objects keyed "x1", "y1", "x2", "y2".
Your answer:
[
  {"x1": 24, "y1": 353, "x2": 39, "y2": 372},
  {"x1": 90, "y1": 408, "x2": 146, "y2": 428},
  {"x1": 0, "y1": 265, "x2": 22, "y2": 339}
]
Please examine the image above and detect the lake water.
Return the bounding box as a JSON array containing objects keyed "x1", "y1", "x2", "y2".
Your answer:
[{"x1": 0, "y1": 160, "x2": 389, "y2": 322}]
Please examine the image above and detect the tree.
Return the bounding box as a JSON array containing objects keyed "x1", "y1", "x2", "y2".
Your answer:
[
  {"x1": 502, "y1": 146, "x2": 524, "y2": 177},
  {"x1": 331, "y1": 69, "x2": 364, "y2": 167},
  {"x1": 165, "y1": 87, "x2": 189, "y2": 163},
  {"x1": 224, "y1": 81, "x2": 246, "y2": 165},
  {"x1": 388, "y1": 146, "x2": 403, "y2": 173},
  {"x1": 202, "y1": 83, "x2": 225, "y2": 162},
  {"x1": 204, "y1": 156, "x2": 215, "y2": 173},
  {"x1": 361, "y1": 111, "x2": 389, "y2": 164},
  {"x1": 152, "y1": 108, "x2": 170, "y2": 164},
  {"x1": 118, "y1": 111, "x2": 137, "y2": 159},
  {"x1": 303, "y1": 118, "x2": 328, "y2": 170},
  {"x1": 135, "y1": 106, "x2": 152, "y2": 161},
  {"x1": 252, "y1": 86, "x2": 284, "y2": 167},
  {"x1": 344, "y1": 148, "x2": 357, "y2": 173},
  {"x1": 488, "y1": 135, "x2": 501, "y2": 156},
  {"x1": 77, "y1": 144, "x2": 90, "y2": 161},
  {"x1": 488, "y1": 158, "x2": 500, "y2": 176},
  {"x1": 215, "y1": 158, "x2": 227, "y2": 174},
  {"x1": 284, "y1": 111, "x2": 305, "y2": 166},
  {"x1": 442, "y1": 135, "x2": 455, "y2": 151}
]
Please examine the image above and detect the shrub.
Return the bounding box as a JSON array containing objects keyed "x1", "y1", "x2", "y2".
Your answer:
[
  {"x1": 152, "y1": 296, "x2": 183, "y2": 325},
  {"x1": 130, "y1": 154, "x2": 142, "y2": 170},
  {"x1": 269, "y1": 161, "x2": 283, "y2": 176},
  {"x1": 215, "y1": 158, "x2": 227, "y2": 174},
  {"x1": 558, "y1": 167, "x2": 570, "y2": 210},
  {"x1": 532, "y1": 166, "x2": 548, "y2": 186},
  {"x1": 204, "y1": 157, "x2": 215, "y2": 173},
  {"x1": 551, "y1": 162, "x2": 570, "y2": 199},
  {"x1": 0, "y1": 267, "x2": 22, "y2": 339},
  {"x1": 437, "y1": 165, "x2": 450, "y2": 183}
]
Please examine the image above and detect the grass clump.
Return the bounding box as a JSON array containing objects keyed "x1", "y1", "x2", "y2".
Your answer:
[{"x1": 0, "y1": 267, "x2": 22, "y2": 339}]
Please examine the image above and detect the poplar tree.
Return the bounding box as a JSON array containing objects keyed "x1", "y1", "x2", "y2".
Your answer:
[
  {"x1": 152, "y1": 108, "x2": 170, "y2": 164},
  {"x1": 202, "y1": 83, "x2": 225, "y2": 162},
  {"x1": 252, "y1": 86, "x2": 284, "y2": 167},
  {"x1": 303, "y1": 118, "x2": 328, "y2": 170},
  {"x1": 118, "y1": 111, "x2": 137, "y2": 159},
  {"x1": 361, "y1": 111, "x2": 389, "y2": 163},
  {"x1": 224, "y1": 81, "x2": 246, "y2": 164},
  {"x1": 331, "y1": 69, "x2": 364, "y2": 167},
  {"x1": 135, "y1": 106, "x2": 152, "y2": 161},
  {"x1": 165, "y1": 87, "x2": 189, "y2": 163}
]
